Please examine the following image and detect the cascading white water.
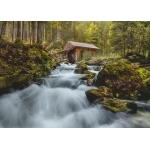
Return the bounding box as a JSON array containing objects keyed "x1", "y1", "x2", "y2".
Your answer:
[{"x1": 0, "y1": 63, "x2": 150, "y2": 128}]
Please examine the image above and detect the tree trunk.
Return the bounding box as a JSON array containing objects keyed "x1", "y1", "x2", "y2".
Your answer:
[
  {"x1": 27, "y1": 21, "x2": 29, "y2": 42},
  {"x1": 11, "y1": 21, "x2": 15, "y2": 42},
  {"x1": 22, "y1": 21, "x2": 24, "y2": 40},
  {"x1": 56, "y1": 23, "x2": 61, "y2": 41},
  {"x1": 123, "y1": 43, "x2": 126, "y2": 57},
  {"x1": 27, "y1": 21, "x2": 32, "y2": 44},
  {"x1": 51, "y1": 21, "x2": 53, "y2": 40},
  {"x1": 0, "y1": 21, "x2": 7, "y2": 39},
  {"x1": 31, "y1": 21, "x2": 36, "y2": 44},
  {"x1": 43, "y1": 21, "x2": 45, "y2": 42},
  {"x1": 71, "y1": 21, "x2": 74, "y2": 40},
  {"x1": 17, "y1": 21, "x2": 22, "y2": 40},
  {"x1": 37, "y1": 21, "x2": 43, "y2": 44}
]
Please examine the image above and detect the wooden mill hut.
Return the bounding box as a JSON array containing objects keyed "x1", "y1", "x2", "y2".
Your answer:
[{"x1": 58, "y1": 41, "x2": 99, "y2": 63}]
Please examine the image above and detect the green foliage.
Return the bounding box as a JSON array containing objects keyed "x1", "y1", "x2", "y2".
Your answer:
[
  {"x1": 126, "y1": 52, "x2": 147, "y2": 64},
  {"x1": 82, "y1": 51, "x2": 91, "y2": 61},
  {"x1": 136, "y1": 68, "x2": 150, "y2": 80},
  {"x1": 1, "y1": 21, "x2": 150, "y2": 57},
  {"x1": 84, "y1": 23, "x2": 99, "y2": 45},
  {"x1": 147, "y1": 51, "x2": 150, "y2": 63},
  {"x1": 109, "y1": 21, "x2": 150, "y2": 57}
]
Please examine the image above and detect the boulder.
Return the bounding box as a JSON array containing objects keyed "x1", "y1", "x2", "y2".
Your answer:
[
  {"x1": 96, "y1": 59, "x2": 142, "y2": 100},
  {"x1": 101, "y1": 98, "x2": 128, "y2": 113},
  {"x1": 74, "y1": 61, "x2": 88, "y2": 74},
  {"x1": 85, "y1": 86, "x2": 113, "y2": 103},
  {"x1": 126, "y1": 102, "x2": 138, "y2": 113},
  {"x1": 139, "y1": 77, "x2": 150, "y2": 100},
  {"x1": 86, "y1": 59, "x2": 101, "y2": 66},
  {"x1": 80, "y1": 70, "x2": 96, "y2": 80}
]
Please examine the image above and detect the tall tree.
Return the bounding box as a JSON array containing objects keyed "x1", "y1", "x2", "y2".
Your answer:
[
  {"x1": 84, "y1": 23, "x2": 99, "y2": 45},
  {"x1": 11, "y1": 21, "x2": 15, "y2": 42},
  {"x1": 37, "y1": 21, "x2": 43, "y2": 44},
  {"x1": 43, "y1": 21, "x2": 45, "y2": 42},
  {"x1": 17, "y1": 21, "x2": 22, "y2": 40},
  {"x1": 31, "y1": 21, "x2": 36, "y2": 44},
  {"x1": 28, "y1": 21, "x2": 32, "y2": 44},
  {"x1": 0, "y1": 21, "x2": 7, "y2": 39},
  {"x1": 22, "y1": 21, "x2": 24, "y2": 40},
  {"x1": 109, "y1": 21, "x2": 130, "y2": 56}
]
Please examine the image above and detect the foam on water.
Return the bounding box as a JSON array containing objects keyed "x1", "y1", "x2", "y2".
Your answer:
[{"x1": 0, "y1": 63, "x2": 150, "y2": 128}]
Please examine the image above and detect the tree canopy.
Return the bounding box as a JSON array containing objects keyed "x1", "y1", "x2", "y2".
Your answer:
[{"x1": 0, "y1": 21, "x2": 150, "y2": 57}]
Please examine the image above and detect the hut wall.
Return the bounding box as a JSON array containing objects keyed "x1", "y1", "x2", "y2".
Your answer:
[
  {"x1": 75, "y1": 47, "x2": 81, "y2": 58},
  {"x1": 89, "y1": 49, "x2": 96, "y2": 56}
]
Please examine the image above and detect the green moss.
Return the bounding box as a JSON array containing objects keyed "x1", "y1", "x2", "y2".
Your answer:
[
  {"x1": 80, "y1": 70, "x2": 95, "y2": 80},
  {"x1": 85, "y1": 86, "x2": 113, "y2": 103},
  {"x1": 75, "y1": 61, "x2": 88, "y2": 74},
  {"x1": 147, "y1": 100, "x2": 150, "y2": 104},
  {"x1": 136, "y1": 68, "x2": 150, "y2": 80},
  {"x1": 96, "y1": 59, "x2": 142, "y2": 100},
  {"x1": 0, "y1": 74, "x2": 32, "y2": 89},
  {"x1": 142, "y1": 77, "x2": 150, "y2": 92},
  {"x1": 0, "y1": 41, "x2": 59, "y2": 95},
  {"x1": 98, "y1": 59, "x2": 133, "y2": 80},
  {"x1": 102, "y1": 98, "x2": 128, "y2": 113}
]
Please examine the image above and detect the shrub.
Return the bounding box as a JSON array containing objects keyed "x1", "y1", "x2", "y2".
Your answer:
[{"x1": 82, "y1": 51, "x2": 91, "y2": 61}]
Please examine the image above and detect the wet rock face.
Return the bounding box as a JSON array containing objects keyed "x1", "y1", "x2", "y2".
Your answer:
[
  {"x1": 95, "y1": 59, "x2": 142, "y2": 100},
  {"x1": 85, "y1": 59, "x2": 101, "y2": 66},
  {"x1": 139, "y1": 77, "x2": 150, "y2": 100},
  {"x1": 101, "y1": 98, "x2": 128, "y2": 113},
  {"x1": 80, "y1": 70, "x2": 95, "y2": 80},
  {"x1": 126, "y1": 102, "x2": 138, "y2": 113},
  {"x1": 85, "y1": 86, "x2": 128, "y2": 113},
  {"x1": 85, "y1": 86, "x2": 113, "y2": 103},
  {"x1": 74, "y1": 61, "x2": 88, "y2": 74}
]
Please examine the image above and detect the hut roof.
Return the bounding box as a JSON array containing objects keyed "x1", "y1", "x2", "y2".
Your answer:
[
  {"x1": 69, "y1": 41, "x2": 99, "y2": 49},
  {"x1": 57, "y1": 41, "x2": 99, "y2": 54}
]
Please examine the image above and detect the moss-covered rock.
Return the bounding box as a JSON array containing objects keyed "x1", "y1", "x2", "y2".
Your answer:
[
  {"x1": 95, "y1": 59, "x2": 142, "y2": 100},
  {"x1": 135, "y1": 67, "x2": 150, "y2": 100},
  {"x1": 126, "y1": 102, "x2": 138, "y2": 113},
  {"x1": 0, "y1": 74, "x2": 33, "y2": 95},
  {"x1": 74, "y1": 61, "x2": 88, "y2": 74},
  {"x1": 0, "y1": 41, "x2": 59, "y2": 95},
  {"x1": 139, "y1": 77, "x2": 150, "y2": 100},
  {"x1": 85, "y1": 86, "x2": 113, "y2": 103},
  {"x1": 80, "y1": 70, "x2": 96, "y2": 80},
  {"x1": 85, "y1": 59, "x2": 101, "y2": 66},
  {"x1": 147, "y1": 100, "x2": 150, "y2": 104},
  {"x1": 101, "y1": 98, "x2": 128, "y2": 113}
]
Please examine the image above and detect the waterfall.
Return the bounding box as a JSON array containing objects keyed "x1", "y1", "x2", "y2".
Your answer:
[{"x1": 0, "y1": 63, "x2": 150, "y2": 128}]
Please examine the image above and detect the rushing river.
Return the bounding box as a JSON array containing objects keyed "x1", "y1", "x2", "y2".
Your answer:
[{"x1": 0, "y1": 63, "x2": 150, "y2": 128}]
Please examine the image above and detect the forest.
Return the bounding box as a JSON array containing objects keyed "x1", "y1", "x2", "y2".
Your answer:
[
  {"x1": 1, "y1": 21, "x2": 150, "y2": 93},
  {"x1": 1, "y1": 21, "x2": 150, "y2": 59},
  {"x1": 0, "y1": 21, "x2": 150, "y2": 128}
]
